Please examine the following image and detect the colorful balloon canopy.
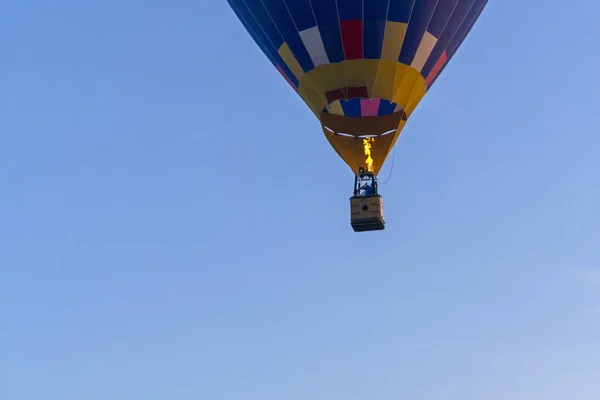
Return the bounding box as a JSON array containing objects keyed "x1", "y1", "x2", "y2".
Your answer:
[{"x1": 228, "y1": 0, "x2": 488, "y2": 175}]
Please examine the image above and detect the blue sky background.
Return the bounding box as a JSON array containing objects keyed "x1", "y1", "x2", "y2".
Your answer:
[{"x1": 1, "y1": 0, "x2": 600, "y2": 399}]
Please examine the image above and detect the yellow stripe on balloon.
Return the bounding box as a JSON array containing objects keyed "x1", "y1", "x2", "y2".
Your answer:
[
  {"x1": 370, "y1": 60, "x2": 397, "y2": 100},
  {"x1": 278, "y1": 43, "x2": 305, "y2": 82},
  {"x1": 329, "y1": 100, "x2": 344, "y2": 115},
  {"x1": 381, "y1": 22, "x2": 408, "y2": 61}
]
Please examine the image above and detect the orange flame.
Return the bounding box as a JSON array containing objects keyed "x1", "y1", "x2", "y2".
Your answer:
[{"x1": 363, "y1": 137, "x2": 375, "y2": 172}]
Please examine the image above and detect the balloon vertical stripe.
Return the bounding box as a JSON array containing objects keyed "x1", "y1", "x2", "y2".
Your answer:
[{"x1": 340, "y1": 20, "x2": 364, "y2": 60}]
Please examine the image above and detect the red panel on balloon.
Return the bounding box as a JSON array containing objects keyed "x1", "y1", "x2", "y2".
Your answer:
[{"x1": 340, "y1": 20, "x2": 363, "y2": 60}]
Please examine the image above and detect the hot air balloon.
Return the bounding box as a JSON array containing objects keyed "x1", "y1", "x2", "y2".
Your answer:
[{"x1": 227, "y1": 0, "x2": 488, "y2": 232}]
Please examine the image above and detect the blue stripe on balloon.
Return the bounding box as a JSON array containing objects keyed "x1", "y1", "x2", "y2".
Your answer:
[
  {"x1": 312, "y1": 0, "x2": 345, "y2": 63},
  {"x1": 285, "y1": 0, "x2": 316, "y2": 31},
  {"x1": 399, "y1": 0, "x2": 438, "y2": 65},
  {"x1": 363, "y1": 0, "x2": 389, "y2": 59},
  {"x1": 338, "y1": 0, "x2": 363, "y2": 21},
  {"x1": 319, "y1": 25, "x2": 345, "y2": 62},
  {"x1": 341, "y1": 99, "x2": 361, "y2": 117},
  {"x1": 427, "y1": 0, "x2": 459, "y2": 38},
  {"x1": 388, "y1": 0, "x2": 415, "y2": 23},
  {"x1": 378, "y1": 99, "x2": 397, "y2": 116},
  {"x1": 238, "y1": 0, "x2": 285, "y2": 49}
]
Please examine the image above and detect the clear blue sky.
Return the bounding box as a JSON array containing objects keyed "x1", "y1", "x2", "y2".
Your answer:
[{"x1": 1, "y1": 1, "x2": 599, "y2": 399}]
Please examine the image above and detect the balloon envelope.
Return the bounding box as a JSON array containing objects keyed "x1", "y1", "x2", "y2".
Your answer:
[{"x1": 228, "y1": 0, "x2": 488, "y2": 175}]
